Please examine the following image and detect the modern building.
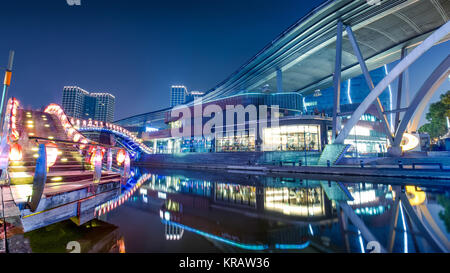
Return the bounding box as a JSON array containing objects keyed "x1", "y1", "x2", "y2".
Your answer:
[
  {"x1": 116, "y1": 67, "x2": 392, "y2": 157},
  {"x1": 62, "y1": 86, "x2": 115, "y2": 122},
  {"x1": 92, "y1": 93, "x2": 115, "y2": 122},
  {"x1": 170, "y1": 86, "x2": 205, "y2": 106},
  {"x1": 115, "y1": 0, "x2": 449, "y2": 158},
  {"x1": 62, "y1": 86, "x2": 88, "y2": 119},
  {"x1": 170, "y1": 85, "x2": 188, "y2": 107},
  {"x1": 185, "y1": 90, "x2": 205, "y2": 103}
]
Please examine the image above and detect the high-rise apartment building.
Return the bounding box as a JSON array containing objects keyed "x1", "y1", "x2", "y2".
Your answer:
[
  {"x1": 62, "y1": 86, "x2": 115, "y2": 122},
  {"x1": 92, "y1": 93, "x2": 115, "y2": 122},
  {"x1": 61, "y1": 86, "x2": 89, "y2": 118},
  {"x1": 170, "y1": 86, "x2": 205, "y2": 106},
  {"x1": 170, "y1": 85, "x2": 188, "y2": 107}
]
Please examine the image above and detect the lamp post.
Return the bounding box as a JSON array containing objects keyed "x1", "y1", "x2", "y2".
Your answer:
[{"x1": 0, "y1": 50, "x2": 14, "y2": 136}]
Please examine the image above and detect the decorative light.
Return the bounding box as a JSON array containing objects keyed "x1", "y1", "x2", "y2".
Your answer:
[
  {"x1": 9, "y1": 143, "x2": 23, "y2": 162},
  {"x1": 401, "y1": 133, "x2": 420, "y2": 151},
  {"x1": 116, "y1": 149, "x2": 126, "y2": 165},
  {"x1": 45, "y1": 143, "x2": 59, "y2": 167}
]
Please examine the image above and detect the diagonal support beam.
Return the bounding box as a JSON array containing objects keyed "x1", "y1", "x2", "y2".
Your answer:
[
  {"x1": 346, "y1": 25, "x2": 394, "y2": 145},
  {"x1": 332, "y1": 20, "x2": 343, "y2": 139},
  {"x1": 334, "y1": 21, "x2": 450, "y2": 145},
  {"x1": 395, "y1": 47, "x2": 407, "y2": 131},
  {"x1": 394, "y1": 55, "x2": 450, "y2": 146}
]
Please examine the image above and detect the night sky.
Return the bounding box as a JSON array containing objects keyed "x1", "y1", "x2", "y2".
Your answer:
[{"x1": 0, "y1": 0, "x2": 448, "y2": 125}]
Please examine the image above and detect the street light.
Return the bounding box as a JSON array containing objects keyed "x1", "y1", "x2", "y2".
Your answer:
[{"x1": 0, "y1": 50, "x2": 14, "y2": 136}]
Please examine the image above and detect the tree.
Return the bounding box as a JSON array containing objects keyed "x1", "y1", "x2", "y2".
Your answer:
[{"x1": 418, "y1": 90, "x2": 450, "y2": 139}]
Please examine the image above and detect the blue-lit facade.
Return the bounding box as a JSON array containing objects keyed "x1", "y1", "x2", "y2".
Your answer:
[
  {"x1": 303, "y1": 66, "x2": 394, "y2": 155},
  {"x1": 117, "y1": 66, "x2": 394, "y2": 157}
]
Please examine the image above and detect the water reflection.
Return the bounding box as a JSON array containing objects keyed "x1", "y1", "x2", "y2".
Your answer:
[{"x1": 96, "y1": 168, "x2": 450, "y2": 253}]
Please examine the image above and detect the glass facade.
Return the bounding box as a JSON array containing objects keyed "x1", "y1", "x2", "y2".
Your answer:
[
  {"x1": 215, "y1": 129, "x2": 256, "y2": 152},
  {"x1": 62, "y1": 86, "x2": 115, "y2": 122},
  {"x1": 262, "y1": 125, "x2": 321, "y2": 152},
  {"x1": 170, "y1": 85, "x2": 188, "y2": 107}
]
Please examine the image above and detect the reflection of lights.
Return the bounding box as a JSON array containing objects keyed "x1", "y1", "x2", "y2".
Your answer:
[
  {"x1": 401, "y1": 133, "x2": 419, "y2": 151},
  {"x1": 399, "y1": 201, "x2": 408, "y2": 253},
  {"x1": 358, "y1": 230, "x2": 365, "y2": 253},
  {"x1": 355, "y1": 205, "x2": 385, "y2": 215},
  {"x1": 9, "y1": 143, "x2": 23, "y2": 162},
  {"x1": 405, "y1": 186, "x2": 426, "y2": 206},
  {"x1": 275, "y1": 242, "x2": 310, "y2": 250},
  {"x1": 347, "y1": 190, "x2": 377, "y2": 205},
  {"x1": 164, "y1": 211, "x2": 170, "y2": 221},
  {"x1": 163, "y1": 220, "x2": 269, "y2": 250},
  {"x1": 308, "y1": 224, "x2": 314, "y2": 236},
  {"x1": 51, "y1": 177, "x2": 63, "y2": 182}
]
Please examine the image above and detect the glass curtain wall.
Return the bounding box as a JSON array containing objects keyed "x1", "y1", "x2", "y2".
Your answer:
[{"x1": 263, "y1": 125, "x2": 320, "y2": 151}]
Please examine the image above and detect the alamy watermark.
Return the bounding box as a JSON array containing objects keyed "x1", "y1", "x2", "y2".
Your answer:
[{"x1": 170, "y1": 98, "x2": 280, "y2": 140}]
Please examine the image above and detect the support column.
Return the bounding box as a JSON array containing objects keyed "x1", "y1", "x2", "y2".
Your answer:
[
  {"x1": 332, "y1": 20, "x2": 343, "y2": 140},
  {"x1": 276, "y1": 68, "x2": 283, "y2": 92},
  {"x1": 395, "y1": 47, "x2": 407, "y2": 131},
  {"x1": 346, "y1": 25, "x2": 394, "y2": 145}
]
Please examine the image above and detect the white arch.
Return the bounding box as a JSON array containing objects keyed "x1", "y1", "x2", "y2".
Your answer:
[
  {"x1": 334, "y1": 21, "x2": 450, "y2": 144},
  {"x1": 394, "y1": 55, "x2": 450, "y2": 146}
]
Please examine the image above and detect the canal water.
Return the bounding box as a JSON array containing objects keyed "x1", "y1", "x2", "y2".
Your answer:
[{"x1": 24, "y1": 167, "x2": 450, "y2": 253}]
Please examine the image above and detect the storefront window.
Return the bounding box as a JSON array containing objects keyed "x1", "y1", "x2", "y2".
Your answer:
[
  {"x1": 263, "y1": 125, "x2": 320, "y2": 151},
  {"x1": 215, "y1": 129, "x2": 256, "y2": 152}
]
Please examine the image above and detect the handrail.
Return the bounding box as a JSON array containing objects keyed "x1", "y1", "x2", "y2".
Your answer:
[{"x1": 28, "y1": 136, "x2": 122, "y2": 150}]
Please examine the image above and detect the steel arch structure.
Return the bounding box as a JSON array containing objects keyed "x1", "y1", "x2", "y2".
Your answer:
[{"x1": 333, "y1": 21, "x2": 450, "y2": 149}]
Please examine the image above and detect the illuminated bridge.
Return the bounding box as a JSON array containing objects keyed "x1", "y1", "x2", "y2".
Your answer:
[{"x1": 0, "y1": 99, "x2": 149, "y2": 233}]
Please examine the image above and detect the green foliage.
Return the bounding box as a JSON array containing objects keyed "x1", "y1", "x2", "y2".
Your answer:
[
  {"x1": 418, "y1": 91, "x2": 450, "y2": 139},
  {"x1": 437, "y1": 195, "x2": 450, "y2": 233}
]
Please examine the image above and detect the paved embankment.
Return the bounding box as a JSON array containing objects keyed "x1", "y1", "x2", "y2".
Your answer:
[{"x1": 0, "y1": 186, "x2": 25, "y2": 253}]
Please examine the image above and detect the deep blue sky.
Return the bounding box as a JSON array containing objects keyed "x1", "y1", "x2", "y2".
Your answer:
[{"x1": 0, "y1": 0, "x2": 448, "y2": 124}]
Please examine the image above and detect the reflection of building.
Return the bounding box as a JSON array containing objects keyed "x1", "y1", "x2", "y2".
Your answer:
[
  {"x1": 62, "y1": 86, "x2": 115, "y2": 122},
  {"x1": 142, "y1": 173, "x2": 335, "y2": 221},
  {"x1": 130, "y1": 170, "x2": 401, "y2": 252}
]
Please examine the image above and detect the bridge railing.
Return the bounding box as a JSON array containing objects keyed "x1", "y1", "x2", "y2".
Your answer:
[{"x1": 22, "y1": 136, "x2": 131, "y2": 212}]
